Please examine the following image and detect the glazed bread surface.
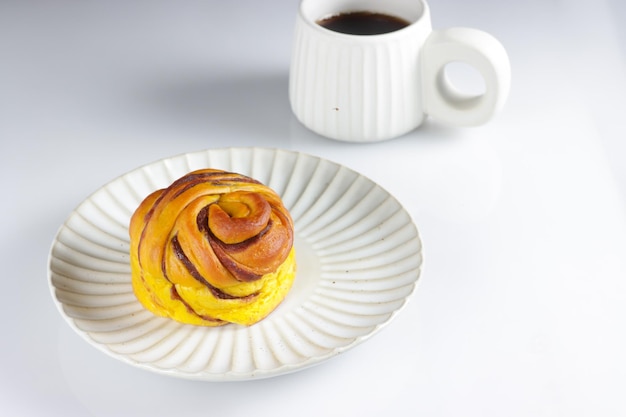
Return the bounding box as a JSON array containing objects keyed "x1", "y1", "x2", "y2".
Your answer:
[{"x1": 129, "y1": 169, "x2": 296, "y2": 326}]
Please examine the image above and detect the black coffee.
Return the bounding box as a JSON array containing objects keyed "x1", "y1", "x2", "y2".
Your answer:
[{"x1": 317, "y1": 11, "x2": 410, "y2": 35}]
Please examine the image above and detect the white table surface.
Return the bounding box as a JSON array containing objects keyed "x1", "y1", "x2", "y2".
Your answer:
[{"x1": 2, "y1": 0, "x2": 625, "y2": 416}]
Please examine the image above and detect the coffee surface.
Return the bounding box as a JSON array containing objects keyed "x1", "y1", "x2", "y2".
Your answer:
[{"x1": 317, "y1": 11, "x2": 410, "y2": 35}]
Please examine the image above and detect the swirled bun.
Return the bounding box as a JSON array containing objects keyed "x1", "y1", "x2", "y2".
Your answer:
[{"x1": 129, "y1": 169, "x2": 296, "y2": 326}]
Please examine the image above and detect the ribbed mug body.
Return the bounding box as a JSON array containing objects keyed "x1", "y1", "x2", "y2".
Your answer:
[{"x1": 289, "y1": 1, "x2": 432, "y2": 142}]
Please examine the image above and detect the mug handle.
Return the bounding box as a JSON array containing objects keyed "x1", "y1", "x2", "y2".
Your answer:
[{"x1": 422, "y1": 27, "x2": 511, "y2": 126}]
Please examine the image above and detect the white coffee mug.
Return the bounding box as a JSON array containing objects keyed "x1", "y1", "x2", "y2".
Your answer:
[{"x1": 289, "y1": 0, "x2": 511, "y2": 142}]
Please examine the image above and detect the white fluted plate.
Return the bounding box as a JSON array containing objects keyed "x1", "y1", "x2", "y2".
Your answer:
[{"x1": 48, "y1": 147, "x2": 423, "y2": 381}]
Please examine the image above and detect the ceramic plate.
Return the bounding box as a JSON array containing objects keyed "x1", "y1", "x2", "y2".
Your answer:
[{"x1": 48, "y1": 147, "x2": 423, "y2": 380}]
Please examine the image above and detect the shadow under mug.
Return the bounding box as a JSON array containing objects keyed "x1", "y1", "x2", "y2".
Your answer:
[{"x1": 289, "y1": 0, "x2": 511, "y2": 142}]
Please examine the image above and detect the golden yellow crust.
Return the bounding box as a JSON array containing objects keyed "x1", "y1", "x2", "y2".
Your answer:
[{"x1": 129, "y1": 169, "x2": 296, "y2": 326}]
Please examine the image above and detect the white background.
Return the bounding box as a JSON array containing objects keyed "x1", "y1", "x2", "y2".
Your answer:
[{"x1": 1, "y1": 0, "x2": 625, "y2": 415}]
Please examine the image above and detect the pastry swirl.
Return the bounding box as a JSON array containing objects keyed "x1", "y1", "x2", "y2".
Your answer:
[{"x1": 129, "y1": 169, "x2": 296, "y2": 326}]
